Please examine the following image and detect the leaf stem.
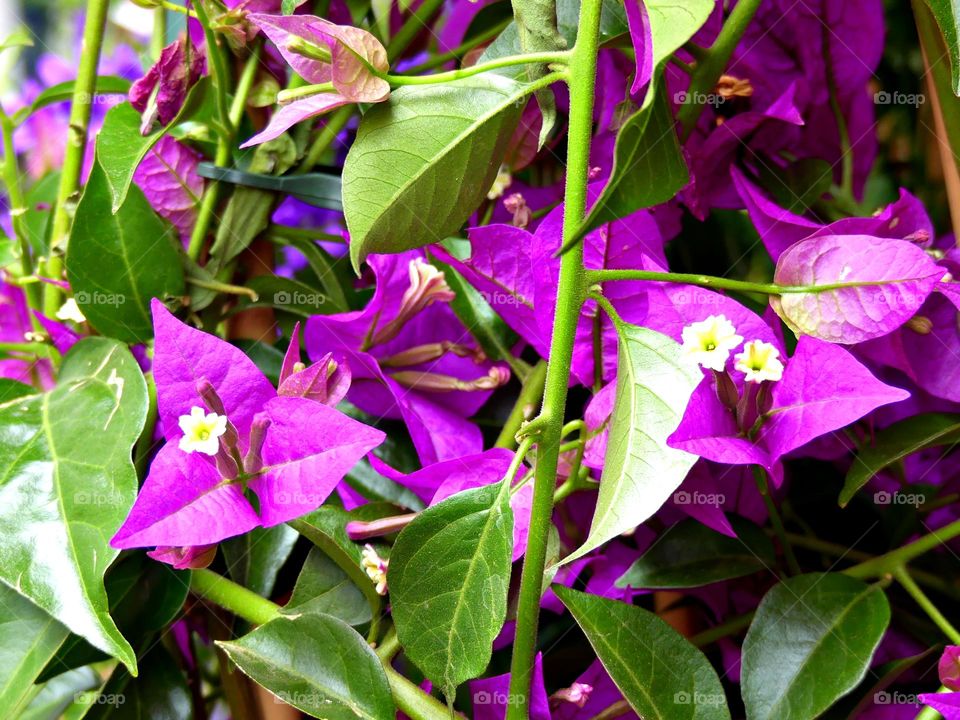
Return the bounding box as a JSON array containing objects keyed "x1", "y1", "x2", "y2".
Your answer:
[
  {"x1": 383, "y1": 51, "x2": 570, "y2": 86},
  {"x1": 893, "y1": 567, "x2": 960, "y2": 644},
  {"x1": 495, "y1": 360, "x2": 547, "y2": 449},
  {"x1": 676, "y1": 0, "x2": 763, "y2": 139},
  {"x1": 189, "y1": 569, "x2": 448, "y2": 720},
  {"x1": 845, "y1": 519, "x2": 960, "y2": 579},
  {"x1": 752, "y1": 466, "x2": 800, "y2": 576},
  {"x1": 505, "y1": 1, "x2": 602, "y2": 717},
  {"x1": 401, "y1": 18, "x2": 513, "y2": 74},
  {"x1": 45, "y1": 0, "x2": 111, "y2": 314}
]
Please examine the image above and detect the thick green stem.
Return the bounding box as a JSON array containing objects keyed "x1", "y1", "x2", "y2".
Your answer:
[
  {"x1": 45, "y1": 0, "x2": 111, "y2": 314},
  {"x1": 677, "y1": 0, "x2": 763, "y2": 138},
  {"x1": 845, "y1": 519, "x2": 960, "y2": 579},
  {"x1": 894, "y1": 567, "x2": 960, "y2": 644},
  {"x1": 505, "y1": 2, "x2": 602, "y2": 717},
  {"x1": 190, "y1": 569, "x2": 281, "y2": 626},
  {"x1": 188, "y1": 570, "x2": 446, "y2": 720},
  {"x1": 495, "y1": 360, "x2": 547, "y2": 449}
]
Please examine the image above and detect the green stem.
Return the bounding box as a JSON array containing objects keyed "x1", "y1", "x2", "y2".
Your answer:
[
  {"x1": 753, "y1": 467, "x2": 800, "y2": 576},
  {"x1": 151, "y1": 8, "x2": 167, "y2": 60},
  {"x1": 495, "y1": 360, "x2": 547, "y2": 450},
  {"x1": 375, "y1": 626, "x2": 401, "y2": 662},
  {"x1": 190, "y1": 569, "x2": 281, "y2": 626},
  {"x1": 893, "y1": 567, "x2": 960, "y2": 644},
  {"x1": 677, "y1": 0, "x2": 763, "y2": 139},
  {"x1": 588, "y1": 268, "x2": 928, "y2": 296},
  {"x1": 386, "y1": 0, "x2": 445, "y2": 61},
  {"x1": 383, "y1": 51, "x2": 569, "y2": 86},
  {"x1": 46, "y1": 0, "x2": 111, "y2": 313},
  {"x1": 845, "y1": 519, "x2": 960, "y2": 579},
  {"x1": 505, "y1": 1, "x2": 602, "y2": 717},
  {"x1": 189, "y1": 570, "x2": 447, "y2": 720},
  {"x1": 690, "y1": 611, "x2": 755, "y2": 647}
]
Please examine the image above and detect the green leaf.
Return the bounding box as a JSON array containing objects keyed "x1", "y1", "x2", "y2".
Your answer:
[
  {"x1": 218, "y1": 611, "x2": 395, "y2": 720},
  {"x1": 922, "y1": 0, "x2": 960, "y2": 95},
  {"x1": 19, "y1": 667, "x2": 100, "y2": 720},
  {"x1": 344, "y1": 74, "x2": 526, "y2": 270},
  {"x1": 67, "y1": 160, "x2": 185, "y2": 343},
  {"x1": 345, "y1": 457, "x2": 426, "y2": 511},
  {"x1": 0, "y1": 338, "x2": 147, "y2": 674},
  {"x1": 283, "y1": 547, "x2": 372, "y2": 626},
  {"x1": 389, "y1": 481, "x2": 513, "y2": 698},
  {"x1": 13, "y1": 76, "x2": 131, "y2": 125},
  {"x1": 616, "y1": 517, "x2": 775, "y2": 589},
  {"x1": 223, "y1": 524, "x2": 299, "y2": 598},
  {"x1": 95, "y1": 79, "x2": 209, "y2": 213},
  {"x1": 0, "y1": 584, "x2": 69, "y2": 714},
  {"x1": 579, "y1": 0, "x2": 713, "y2": 235},
  {"x1": 23, "y1": 171, "x2": 60, "y2": 255},
  {"x1": 555, "y1": 586, "x2": 731, "y2": 720},
  {"x1": 38, "y1": 553, "x2": 190, "y2": 681},
  {"x1": 840, "y1": 413, "x2": 960, "y2": 507},
  {"x1": 86, "y1": 644, "x2": 192, "y2": 719},
  {"x1": 562, "y1": 324, "x2": 700, "y2": 565},
  {"x1": 0, "y1": 27, "x2": 33, "y2": 53},
  {"x1": 741, "y1": 573, "x2": 891, "y2": 720},
  {"x1": 270, "y1": 233, "x2": 350, "y2": 312}
]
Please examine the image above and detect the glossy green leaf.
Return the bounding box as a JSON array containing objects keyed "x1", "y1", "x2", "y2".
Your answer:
[
  {"x1": 224, "y1": 524, "x2": 299, "y2": 599},
  {"x1": 0, "y1": 584, "x2": 69, "y2": 714},
  {"x1": 86, "y1": 645, "x2": 192, "y2": 719},
  {"x1": 95, "y1": 79, "x2": 209, "y2": 212},
  {"x1": 218, "y1": 611, "x2": 395, "y2": 720},
  {"x1": 389, "y1": 481, "x2": 513, "y2": 699},
  {"x1": 67, "y1": 160, "x2": 185, "y2": 343},
  {"x1": 840, "y1": 413, "x2": 960, "y2": 506},
  {"x1": 555, "y1": 586, "x2": 731, "y2": 720},
  {"x1": 20, "y1": 667, "x2": 100, "y2": 720},
  {"x1": 0, "y1": 339, "x2": 147, "y2": 674},
  {"x1": 562, "y1": 324, "x2": 700, "y2": 565},
  {"x1": 741, "y1": 573, "x2": 891, "y2": 720},
  {"x1": 283, "y1": 547, "x2": 371, "y2": 626},
  {"x1": 344, "y1": 74, "x2": 526, "y2": 270},
  {"x1": 616, "y1": 517, "x2": 775, "y2": 589},
  {"x1": 922, "y1": 0, "x2": 960, "y2": 95},
  {"x1": 579, "y1": 0, "x2": 712, "y2": 235}
]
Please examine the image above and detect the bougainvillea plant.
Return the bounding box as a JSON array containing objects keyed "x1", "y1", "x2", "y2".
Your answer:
[{"x1": 4, "y1": 0, "x2": 960, "y2": 717}]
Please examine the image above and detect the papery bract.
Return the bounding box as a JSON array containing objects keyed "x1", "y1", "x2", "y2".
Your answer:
[
  {"x1": 772, "y1": 234, "x2": 943, "y2": 343},
  {"x1": 133, "y1": 136, "x2": 204, "y2": 242},
  {"x1": 129, "y1": 37, "x2": 206, "y2": 133}
]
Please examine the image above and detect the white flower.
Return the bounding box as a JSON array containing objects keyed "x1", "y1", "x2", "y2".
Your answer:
[
  {"x1": 680, "y1": 315, "x2": 743, "y2": 371},
  {"x1": 361, "y1": 544, "x2": 389, "y2": 595},
  {"x1": 734, "y1": 340, "x2": 784, "y2": 384},
  {"x1": 56, "y1": 298, "x2": 86, "y2": 324},
  {"x1": 177, "y1": 406, "x2": 228, "y2": 456}
]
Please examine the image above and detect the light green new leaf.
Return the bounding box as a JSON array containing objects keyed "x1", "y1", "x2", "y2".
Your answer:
[
  {"x1": 96, "y1": 79, "x2": 209, "y2": 212},
  {"x1": 580, "y1": 0, "x2": 713, "y2": 234},
  {"x1": 562, "y1": 324, "x2": 699, "y2": 565},
  {"x1": 0, "y1": 27, "x2": 33, "y2": 53},
  {"x1": 840, "y1": 413, "x2": 960, "y2": 506},
  {"x1": 389, "y1": 481, "x2": 513, "y2": 700},
  {"x1": 0, "y1": 338, "x2": 148, "y2": 674},
  {"x1": 218, "y1": 611, "x2": 395, "y2": 720},
  {"x1": 741, "y1": 573, "x2": 891, "y2": 720},
  {"x1": 0, "y1": 584, "x2": 69, "y2": 714},
  {"x1": 344, "y1": 74, "x2": 526, "y2": 271},
  {"x1": 67, "y1": 159, "x2": 185, "y2": 343},
  {"x1": 555, "y1": 586, "x2": 731, "y2": 720}
]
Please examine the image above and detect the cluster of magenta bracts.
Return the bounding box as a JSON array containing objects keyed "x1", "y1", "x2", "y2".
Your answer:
[{"x1": 4, "y1": 0, "x2": 960, "y2": 717}]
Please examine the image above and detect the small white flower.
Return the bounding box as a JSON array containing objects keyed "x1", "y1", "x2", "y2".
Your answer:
[
  {"x1": 680, "y1": 315, "x2": 743, "y2": 371},
  {"x1": 734, "y1": 340, "x2": 784, "y2": 384},
  {"x1": 361, "y1": 544, "x2": 389, "y2": 595},
  {"x1": 56, "y1": 298, "x2": 86, "y2": 324},
  {"x1": 487, "y1": 164, "x2": 512, "y2": 200},
  {"x1": 177, "y1": 406, "x2": 228, "y2": 456}
]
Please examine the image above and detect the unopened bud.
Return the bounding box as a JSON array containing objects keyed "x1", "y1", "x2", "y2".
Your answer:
[
  {"x1": 244, "y1": 416, "x2": 271, "y2": 474},
  {"x1": 712, "y1": 369, "x2": 740, "y2": 410}
]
